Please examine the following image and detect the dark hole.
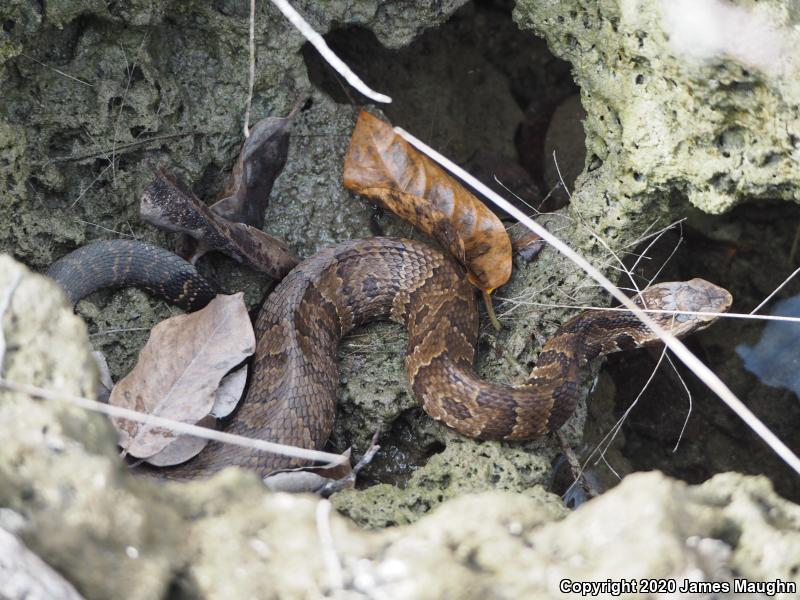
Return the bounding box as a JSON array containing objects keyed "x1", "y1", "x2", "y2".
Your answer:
[
  {"x1": 2, "y1": 19, "x2": 15, "y2": 32},
  {"x1": 341, "y1": 407, "x2": 448, "y2": 490},
  {"x1": 195, "y1": 161, "x2": 223, "y2": 199},
  {"x1": 126, "y1": 65, "x2": 145, "y2": 84},
  {"x1": 635, "y1": 74, "x2": 644, "y2": 85},
  {"x1": 212, "y1": 0, "x2": 250, "y2": 18},
  {"x1": 597, "y1": 200, "x2": 800, "y2": 504},
  {"x1": 710, "y1": 172, "x2": 728, "y2": 191},
  {"x1": 302, "y1": 0, "x2": 578, "y2": 214},
  {"x1": 129, "y1": 125, "x2": 145, "y2": 138},
  {"x1": 47, "y1": 129, "x2": 84, "y2": 156}
]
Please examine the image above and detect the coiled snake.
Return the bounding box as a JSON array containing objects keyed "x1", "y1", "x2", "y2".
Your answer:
[{"x1": 47, "y1": 237, "x2": 732, "y2": 478}]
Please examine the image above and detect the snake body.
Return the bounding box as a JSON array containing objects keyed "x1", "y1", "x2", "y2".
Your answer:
[{"x1": 48, "y1": 237, "x2": 732, "y2": 478}]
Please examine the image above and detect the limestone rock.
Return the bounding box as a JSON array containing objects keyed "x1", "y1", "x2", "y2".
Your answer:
[{"x1": 514, "y1": 0, "x2": 800, "y2": 214}]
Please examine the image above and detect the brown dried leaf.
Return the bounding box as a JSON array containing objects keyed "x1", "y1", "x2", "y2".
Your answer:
[
  {"x1": 91, "y1": 350, "x2": 114, "y2": 403},
  {"x1": 110, "y1": 293, "x2": 255, "y2": 459},
  {"x1": 140, "y1": 169, "x2": 299, "y2": 280},
  {"x1": 512, "y1": 230, "x2": 545, "y2": 262},
  {"x1": 262, "y1": 471, "x2": 333, "y2": 494},
  {"x1": 210, "y1": 113, "x2": 295, "y2": 228},
  {"x1": 343, "y1": 110, "x2": 512, "y2": 292},
  {"x1": 263, "y1": 430, "x2": 381, "y2": 495},
  {"x1": 178, "y1": 111, "x2": 298, "y2": 263}
]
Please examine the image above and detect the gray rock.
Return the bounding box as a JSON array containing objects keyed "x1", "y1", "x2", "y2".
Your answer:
[
  {"x1": 1, "y1": 255, "x2": 799, "y2": 597},
  {"x1": 514, "y1": 0, "x2": 800, "y2": 214},
  {"x1": 3, "y1": 5, "x2": 800, "y2": 595},
  {"x1": 0, "y1": 527, "x2": 86, "y2": 600}
]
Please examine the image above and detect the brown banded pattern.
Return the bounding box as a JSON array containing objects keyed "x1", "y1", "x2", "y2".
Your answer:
[{"x1": 48, "y1": 237, "x2": 732, "y2": 479}]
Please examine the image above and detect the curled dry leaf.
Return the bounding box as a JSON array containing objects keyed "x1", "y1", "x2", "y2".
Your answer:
[
  {"x1": 91, "y1": 350, "x2": 114, "y2": 403},
  {"x1": 263, "y1": 471, "x2": 332, "y2": 494},
  {"x1": 179, "y1": 109, "x2": 299, "y2": 263},
  {"x1": 210, "y1": 112, "x2": 295, "y2": 228},
  {"x1": 262, "y1": 430, "x2": 381, "y2": 495},
  {"x1": 110, "y1": 293, "x2": 255, "y2": 459},
  {"x1": 140, "y1": 169, "x2": 299, "y2": 280},
  {"x1": 343, "y1": 110, "x2": 512, "y2": 292},
  {"x1": 262, "y1": 449, "x2": 354, "y2": 495},
  {"x1": 210, "y1": 365, "x2": 248, "y2": 419},
  {"x1": 147, "y1": 364, "x2": 248, "y2": 466},
  {"x1": 512, "y1": 230, "x2": 545, "y2": 262},
  {"x1": 145, "y1": 415, "x2": 217, "y2": 467}
]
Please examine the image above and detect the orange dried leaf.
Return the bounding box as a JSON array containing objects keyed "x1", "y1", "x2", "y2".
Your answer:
[{"x1": 343, "y1": 110, "x2": 512, "y2": 292}]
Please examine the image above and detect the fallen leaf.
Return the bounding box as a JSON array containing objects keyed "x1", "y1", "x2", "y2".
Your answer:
[
  {"x1": 210, "y1": 365, "x2": 248, "y2": 419},
  {"x1": 512, "y1": 230, "x2": 545, "y2": 262},
  {"x1": 91, "y1": 350, "x2": 114, "y2": 403},
  {"x1": 210, "y1": 112, "x2": 295, "y2": 228},
  {"x1": 262, "y1": 470, "x2": 333, "y2": 494},
  {"x1": 343, "y1": 110, "x2": 512, "y2": 293},
  {"x1": 262, "y1": 449, "x2": 355, "y2": 495},
  {"x1": 140, "y1": 169, "x2": 300, "y2": 280},
  {"x1": 110, "y1": 293, "x2": 255, "y2": 459},
  {"x1": 262, "y1": 430, "x2": 381, "y2": 495},
  {"x1": 144, "y1": 415, "x2": 217, "y2": 467},
  {"x1": 180, "y1": 109, "x2": 299, "y2": 263}
]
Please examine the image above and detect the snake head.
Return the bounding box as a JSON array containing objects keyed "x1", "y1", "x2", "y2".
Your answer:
[{"x1": 634, "y1": 278, "x2": 733, "y2": 339}]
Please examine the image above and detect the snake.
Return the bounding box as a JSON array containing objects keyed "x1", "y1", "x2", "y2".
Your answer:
[{"x1": 47, "y1": 237, "x2": 732, "y2": 479}]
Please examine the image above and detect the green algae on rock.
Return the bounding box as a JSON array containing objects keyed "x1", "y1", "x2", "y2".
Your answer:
[
  {"x1": 332, "y1": 438, "x2": 553, "y2": 527},
  {"x1": 2, "y1": 254, "x2": 799, "y2": 598},
  {"x1": 514, "y1": 0, "x2": 800, "y2": 214},
  {"x1": 0, "y1": 256, "x2": 183, "y2": 600}
]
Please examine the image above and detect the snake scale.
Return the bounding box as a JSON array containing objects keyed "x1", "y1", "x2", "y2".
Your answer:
[{"x1": 47, "y1": 237, "x2": 732, "y2": 478}]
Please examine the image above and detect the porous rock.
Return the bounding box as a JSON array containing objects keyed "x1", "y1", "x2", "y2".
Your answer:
[
  {"x1": 4, "y1": 0, "x2": 799, "y2": 562},
  {"x1": 0, "y1": 0, "x2": 592, "y2": 522},
  {"x1": 514, "y1": 0, "x2": 800, "y2": 214},
  {"x1": 0, "y1": 263, "x2": 797, "y2": 598}
]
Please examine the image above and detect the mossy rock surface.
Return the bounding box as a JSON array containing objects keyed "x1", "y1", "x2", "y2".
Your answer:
[
  {"x1": 2, "y1": 3, "x2": 800, "y2": 595},
  {"x1": 0, "y1": 261, "x2": 797, "y2": 597}
]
